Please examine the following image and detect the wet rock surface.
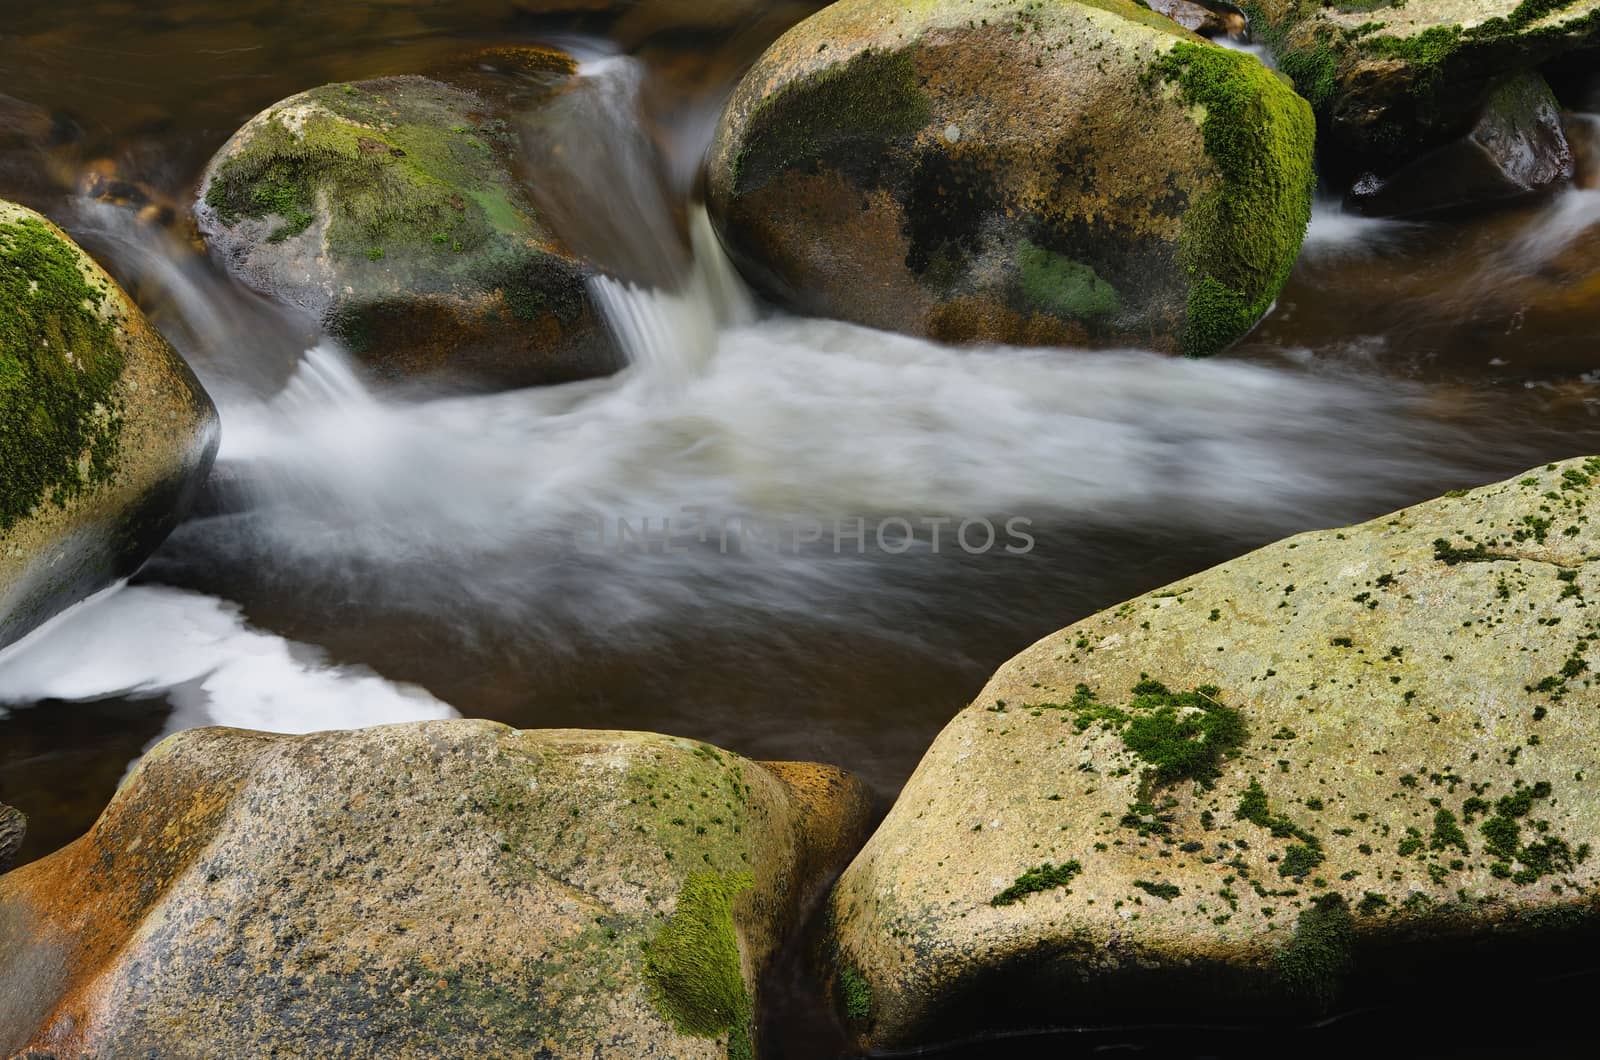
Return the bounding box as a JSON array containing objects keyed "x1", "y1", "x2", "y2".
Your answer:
[{"x1": 1347, "y1": 71, "x2": 1575, "y2": 216}]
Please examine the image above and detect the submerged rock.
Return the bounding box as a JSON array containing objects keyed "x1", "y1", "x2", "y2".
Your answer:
[
  {"x1": 0, "y1": 721, "x2": 871, "y2": 1057},
  {"x1": 196, "y1": 75, "x2": 616, "y2": 389},
  {"x1": 707, "y1": 0, "x2": 1315, "y2": 356},
  {"x1": 830, "y1": 459, "x2": 1600, "y2": 1050},
  {"x1": 0, "y1": 803, "x2": 22, "y2": 873},
  {"x1": 0, "y1": 201, "x2": 218, "y2": 650},
  {"x1": 1246, "y1": 0, "x2": 1600, "y2": 181}
]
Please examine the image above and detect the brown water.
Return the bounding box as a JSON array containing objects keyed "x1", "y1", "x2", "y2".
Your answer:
[{"x1": 2, "y1": 4, "x2": 1600, "y2": 1056}]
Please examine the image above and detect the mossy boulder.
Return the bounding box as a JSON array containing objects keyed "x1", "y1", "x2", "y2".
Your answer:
[
  {"x1": 1346, "y1": 70, "x2": 1574, "y2": 215},
  {"x1": 0, "y1": 721, "x2": 871, "y2": 1057},
  {"x1": 0, "y1": 201, "x2": 217, "y2": 650},
  {"x1": 829, "y1": 458, "x2": 1600, "y2": 1051},
  {"x1": 196, "y1": 75, "x2": 616, "y2": 389},
  {"x1": 706, "y1": 0, "x2": 1315, "y2": 356},
  {"x1": 1244, "y1": 0, "x2": 1600, "y2": 181}
]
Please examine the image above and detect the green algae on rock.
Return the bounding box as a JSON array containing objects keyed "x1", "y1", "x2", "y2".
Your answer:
[
  {"x1": 0, "y1": 201, "x2": 217, "y2": 650},
  {"x1": 707, "y1": 0, "x2": 1314, "y2": 355},
  {"x1": 1242, "y1": 0, "x2": 1600, "y2": 180},
  {"x1": 829, "y1": 458, "x2": 1600, "y2": 1050},
  {"x1": 0, "y1": 722, "x2": 871, "y2": 1058},
  {"x1": 197, "y1": 75, "x2": 615, "y2": 389}
]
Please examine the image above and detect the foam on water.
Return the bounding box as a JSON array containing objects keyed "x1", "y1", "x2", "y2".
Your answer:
[
  {"x1": 1301, "y1": 196, "x2": 1422, "y2": 258},
  {"x1": 0, "y1": 583, "x2": 455, "y2": 732}
]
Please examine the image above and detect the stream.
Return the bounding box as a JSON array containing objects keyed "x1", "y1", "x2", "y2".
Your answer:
[{"x1": 2, "y1": 2, "x2": 1600, "y2": 1055}]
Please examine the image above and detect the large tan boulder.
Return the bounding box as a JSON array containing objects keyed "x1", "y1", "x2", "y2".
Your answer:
[
  {"x1": 1, "y1": 201, "x2": 217, "y2": 650},
  {"x1": 830, "y1": 458, "x2": 1600, "y2": 1050},
  {"x1": 0, "y1": 722, "x2": 871, "y2": 1058},
  {"x1": 707, "y1": 0, "x2": 1315, "y2": 356}
]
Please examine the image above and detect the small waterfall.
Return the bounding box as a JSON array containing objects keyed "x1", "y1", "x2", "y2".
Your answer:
[
  {"x1": 513, "y1": 49, "x2": 755, "y2": 389},
  {"x1": 589, "y1": 206, "x2": 754, "y2": 388}
]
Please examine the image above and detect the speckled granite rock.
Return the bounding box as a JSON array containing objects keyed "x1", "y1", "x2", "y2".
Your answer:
[
  {"x1": 1, "y1": 201, "x2": 218, "y2": 650},
  {"x1": 707, "y1": 0, "x2": 1315, "y2": 355},
  {"x1": 829, "y1": 458, "x2": 1600, "y2": 1050},
  {"x1": 1244, "y1": 0, "x2": 1600, "y2": 180},
  {"x1": 0, "y1": 721, "x2": 871, "y2": 1058}
]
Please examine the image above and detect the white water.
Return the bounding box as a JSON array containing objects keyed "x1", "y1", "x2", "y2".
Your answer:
[
  {"x1": 0, "y1": 583, "x2": 454, "y2": 733},
  {"x1": 1301, "y1": 196, "x2": 1422, "y2": 258},
  {"x1": 1, "y1": 205, "x2": 1461, "y2": 719},
  {"x1": 0, "y1": 63, "x2": 1485, "y2": 736}
]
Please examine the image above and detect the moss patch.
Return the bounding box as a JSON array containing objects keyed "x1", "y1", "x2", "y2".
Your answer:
[
  {"x1": 839, "y1": 963, "x2": 872, "y2": 1023},
  {"x1": 731, "y1": 47, "x2": 930, "y2": 194},
  {"x1": 1015, "y1": 240, "x2": 1122, "y2": 321},
  {"x1": 1147, "y1": 42, "x2": 1315, "y2": 355},
  {"x1": 204, "y1": 80, "x2": 532, "y2": 281},
  {"x1": 643, "y1": 871, "x2": 754, "y2": 1055},
  {"x1": 992, "y1": 860, "x2": 1084, "y2": 906},
  {"x1": 1, "y1": 215, "x2": 125, "y2": 531},
  {"x1": 1274, "y1": 893, "x2": 1354, "y2": 1003}
]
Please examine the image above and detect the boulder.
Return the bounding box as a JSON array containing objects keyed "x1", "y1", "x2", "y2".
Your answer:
[
  {"x1": 1347, "y1": 71, "x2": 1575, "y2": 216},
  {"x1": 1245, "y1": 0, "x2": 1600, "y2": 181},
  {"x1": 830, "y1": 458, "x2": 1600, "y2": 1051},
  {"x1": 0, "y1": 802, "x2": 22, "y2": 872},
  {"x1": 1, "y1": 201, "x2": 218, "y2": 650},
  {"x1": 0, "y1": 721, "x2": 872, "y2": 1057},
  {"x1": 706, "y1": 0, "x2": 1315, "y2": 356},
  {"x1": 197, "y1": 75, "x2": 617, "y2": 389}
]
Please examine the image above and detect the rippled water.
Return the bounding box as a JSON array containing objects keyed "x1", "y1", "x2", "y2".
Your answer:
[{"x1": 2, "y1": 5, "x2": 1600, "y2": 1055}]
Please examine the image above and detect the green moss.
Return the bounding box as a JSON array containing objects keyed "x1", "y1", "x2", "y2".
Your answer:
[
  {"x1": 732, "y1": 47, "x2": 930, "y2": 195},
  {"x1": 1118, "y1": 680, "x2": 1248, "y2": 785},
  {"x1": 992, "y1": 860, "x2": 1083, "y2": 906},
  {"x1": 1015, "y1": 240, "x2": 1121, "y2": 320},
  {"x1": 839, "y1": 964, "x2": 872, "y2": 1023},
  {"x1": 1355, "y1": 891, "x2": 1389, "y2": 916},
  {"x1": 1134, "y1": 879, "x2": 1181, "y2": 900},
  {"x1": 1236, "y1": 778, "x2": 1326, "y2": 878},
  {"x1": 1, "y1": 215, "x2": 126, "y2": 531},
  {"x1": 644, "y1": 871, "x2": 754, "y2": 1054},
  {"x1": 1274, "y1": 893, "x2": 1354, "y2": 1003},
  {"x1": 1148, "y1": 42, "x2": 1314, "y2": 356},
  {"x1": 204, "y1": 80, "x2": 537, "y2": 290},
  {"x1": 1480, "y1": 815, "x2": 1521, "y2": 862},
  {"x1": 1429, "y1": 809, "x2": 1470, "y2": 855},
  {"x1": 1432, "y1": 537, "x2": 1513, "y2": 565}
]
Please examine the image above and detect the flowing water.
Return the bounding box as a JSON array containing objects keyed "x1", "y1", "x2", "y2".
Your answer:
[{"x1": 2, "y1": 3, "x2": 1600, "y2": 1055}]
